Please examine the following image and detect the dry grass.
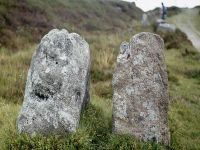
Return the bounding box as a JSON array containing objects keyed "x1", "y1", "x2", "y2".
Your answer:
[
  {"x1": 0, "y1": 46, "x2": 34, "y2": 103},
  {"x1": 0, "y1": 28, "x2": 200, "y2": 149}
]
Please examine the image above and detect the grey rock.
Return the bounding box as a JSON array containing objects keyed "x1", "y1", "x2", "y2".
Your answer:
[
  {"x1": 112, "y1": 32, "x2": 170, "y2": 145},
  {"x1": 17, "y1": 29, "x2": 90, "y2": 135},
  {"x1": 141, "y1": 13, "x2": 149, "y2": 27},
  {"x1": 157, "y1": 19, "x2": 176, "y2": 32},
  {"x1": 157, "y1": 23, "x2": 176, "y2": 32}
]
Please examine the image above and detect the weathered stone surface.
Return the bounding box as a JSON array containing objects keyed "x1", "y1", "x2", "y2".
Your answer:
[
  {"x1": 112, "y1": 32, "x2": 170, "y2": 145},
  {"x1": 141, "y1": 13, "x2": 149, "y2": 27},
  {"x1": 157, "y1": 23, "x2": 176, "y2": 32},
  {"x1": 157, "y1": 19, "x2": 176, "y2": 32},
  {"x1": 17, "y1": 29, "x2": 90, "y2": 135}
]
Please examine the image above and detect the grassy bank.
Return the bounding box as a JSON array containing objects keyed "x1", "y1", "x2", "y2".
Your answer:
[{"x1": 0, "y1": 28, "x2": 200, "y2": 149}]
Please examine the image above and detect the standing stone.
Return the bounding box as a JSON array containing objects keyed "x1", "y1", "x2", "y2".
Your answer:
[
  {"x1": 17, "y1": 29, "x2": 90, "y2": 135},
  {"x1": 112, "y1": 32, "x2": 170, "y2": 145},
  {"x1": 141, "y1": 13, "x2": 149, "y2": 27}
]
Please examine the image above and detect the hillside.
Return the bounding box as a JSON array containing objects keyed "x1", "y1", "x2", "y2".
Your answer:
[
  {"x1": 0, "y1": 0, "x2": 200, "y2": 149},
  {"x1": 0, "y1": 0, "x2": 143, "y2": 50},
  {"x1": 168, "y1": 7, "x2": 200, "y2": 51}
]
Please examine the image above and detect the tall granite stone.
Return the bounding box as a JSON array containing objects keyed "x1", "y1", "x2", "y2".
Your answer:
[
  {"x1": 17, "y1": 29, "x2": 90, "y2": 135},
  {"x1": 112, "y1": 32, "x2": 170, "y2": 145}
]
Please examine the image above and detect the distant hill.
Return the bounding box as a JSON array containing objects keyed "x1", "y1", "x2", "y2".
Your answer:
[
  {"x1": 0, "y1": 0, "x2": 143, "y2": 50},
  {"x1": 146, "y1": 6, "x2": 182, "y2": 23},
  {"x1": 168, "y1": 7, "x2": 200, "y2": 51}
]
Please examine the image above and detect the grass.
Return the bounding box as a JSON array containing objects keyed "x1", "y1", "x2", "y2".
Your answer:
[
  {"x1": 193, "y1": 8, "x2": 200, "y2": 32},
  {"x1": 0, "y1": 46, "x2": 34, "y2": 103},
  {"x1": 0, "y1": 28, "x2": 200, "y2": 149},
  {"x1": 166, "y1": 49, "x2": 200, "y2": 149},
  {"x1": 0, "y1": 1, "x2": 200, "y2": 147}
]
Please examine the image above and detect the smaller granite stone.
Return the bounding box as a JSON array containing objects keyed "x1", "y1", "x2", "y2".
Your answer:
[{"x1": 112, "y1": 32, "x2": 170, "y2": 146}]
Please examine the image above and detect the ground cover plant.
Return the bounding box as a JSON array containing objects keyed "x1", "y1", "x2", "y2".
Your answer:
[
  {"x1": 0, "y1": 28, "x2": 200, "y2": 149},
  {"x1": 0, "y1": 0, "x2": 200, "y2": 149}
]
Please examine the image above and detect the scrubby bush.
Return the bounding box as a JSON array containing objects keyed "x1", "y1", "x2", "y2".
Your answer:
[{"x1": 157, "y1": 29, "x2": 193, "y2": 50}]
